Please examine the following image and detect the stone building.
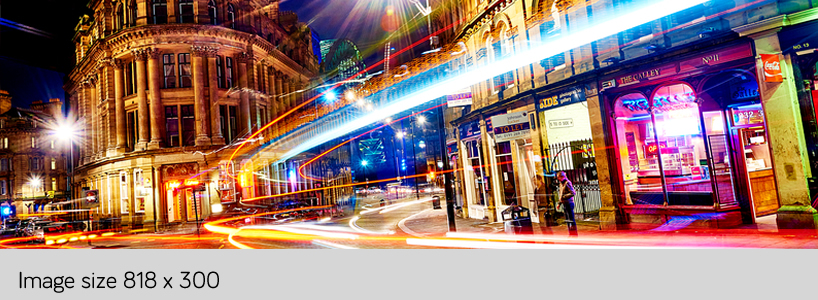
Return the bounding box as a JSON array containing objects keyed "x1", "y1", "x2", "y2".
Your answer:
[
  {"x1": 0, "y1": 92, "x2": 69, "y2": 217},
  {"x1": 64, "y1": 0, "x2": 318, "y2": 230},
  {"x1": 349, "y1": 0, "x2": 818, "y2": 231}
]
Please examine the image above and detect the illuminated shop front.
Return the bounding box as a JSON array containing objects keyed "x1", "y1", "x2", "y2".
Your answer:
[
  {"x1": 160, "y1": 163, "x2": 210, "y2": 223},
  {"x1": 603, "y1": 42, "x2": 779, "y2": 227},
  {"x1": 536, "y1": 85, "x2": 600, "y2": 221}
]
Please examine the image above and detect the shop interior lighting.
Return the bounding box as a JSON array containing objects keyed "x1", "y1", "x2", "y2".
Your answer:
[{"x1": 277, "y1": 0, "x2": 709, "y2": 162}]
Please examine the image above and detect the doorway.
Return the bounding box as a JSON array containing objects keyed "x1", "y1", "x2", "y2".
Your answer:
[{"x1": 729, "y1": 103, "x2": 779, "y2": 219}]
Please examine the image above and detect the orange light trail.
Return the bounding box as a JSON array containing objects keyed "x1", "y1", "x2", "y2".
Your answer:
[{"x1": 227, "y1": 17, "x2": 466, "y2": 165}]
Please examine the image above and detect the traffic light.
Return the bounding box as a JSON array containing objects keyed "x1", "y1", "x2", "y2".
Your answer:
[{"x1": 429, "y1": 171, "x2": 435, "y2": 179}]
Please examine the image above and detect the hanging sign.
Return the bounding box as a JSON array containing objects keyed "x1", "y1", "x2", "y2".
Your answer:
[
  {"x1": 760, "y1": 54, "x2": 783, "y2": 82},
  {"x1": 446, "y1": 89, "x2": 473, "y2": 107},
  {"x1": 491, "y1": 111, "x2": 531, "y2": 142}
]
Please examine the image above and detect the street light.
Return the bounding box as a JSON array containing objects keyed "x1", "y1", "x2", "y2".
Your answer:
[
  {"x1": 361, "y1": 160, "x2": 368, "y2": 166},
  {"x1": 53, "y1": 122, "x2": 78, "y2": 223},
  {"x1": 417, "y1": 115, "x2": 426, "y2": 124}
]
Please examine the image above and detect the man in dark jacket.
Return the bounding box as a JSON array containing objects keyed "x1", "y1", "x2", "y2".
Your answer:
[{"x1": 556, "y1": 171, "x2": 578, "y2": 236}]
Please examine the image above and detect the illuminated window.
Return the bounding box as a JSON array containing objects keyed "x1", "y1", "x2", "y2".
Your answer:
[
  {"x1": 120, "y1": 171, "x2": 129, "y2": 214},
  {"x1": 151, "y1": 0, "x2": 167, "y2": 24},
  {"x1": 178, "y1": 53, "x2": 192, "y2": 88},
  {"x1": 208, "y1": 0, "x2": 218, "y2": 25},
  {"x1": 51, "y1": 178, "x2": 57, "y2": 191},
  {"x1": 51, "y1": 158, "x2": 56, "y2": 170},
  {"x1": 2, "y1": 137, "x2": 7, "y2": 149},
  {"x1": 50, "y1": 140, "x2": 55, "y2": 149},
  {"x1": 31, "y1": 137, "x2": 37, "y2": 148},
  {"x1": 163, "y1": 54, "x2": 176, "y2": 88},
  {"x1": 227, "y1": 4, "x2": 236, "y2": 29},
  {"x1": 178, "y1": 0, "x2": 194, "y2": 23}
]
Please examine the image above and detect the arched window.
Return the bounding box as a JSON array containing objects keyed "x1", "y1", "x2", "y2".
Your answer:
[
  {"x1": 178, "y1": 0, "x2": 194, "y2": 23},
  {"x1": 208, "y1": 0, "x2": 218, "y2": 25},
  {"x1": 227, "y1": 4, "x2": 236, "y2": 29},
  {"x1": 128, "y1": 0, "x2": 137, "y2": 26},
  {"x1": 116, "y1": 3, "x2": 125, "y2": 30},
  {"x1": 151, "y1": 0, "x2": 167, "y2": 24}
]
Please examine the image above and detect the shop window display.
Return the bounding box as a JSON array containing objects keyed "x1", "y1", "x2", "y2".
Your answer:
[{"x1": 613, "y1": 83, "x2": 717, "y2": 206}]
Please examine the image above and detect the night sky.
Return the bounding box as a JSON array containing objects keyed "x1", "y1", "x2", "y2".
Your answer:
[{"x1": 0, "y1": 0, "x2": 428, "y2": 109}]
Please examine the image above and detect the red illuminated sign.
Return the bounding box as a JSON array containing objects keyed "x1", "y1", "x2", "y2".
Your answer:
[
  {"x1": 646, "y1": 144, "x2": 659, "y2": 156},
  {"x1": 760, "y1": 54, "x2": 783, "y2": 82}
]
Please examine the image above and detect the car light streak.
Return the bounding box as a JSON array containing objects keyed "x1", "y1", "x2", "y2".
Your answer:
[
  {"x1": 405, "y1": 238, "x2": 691, "y2": 249},
  {"x1": 379, "y1": 197, "x2": 434, "y2": 214},
  {"x1": 312, "y1": 239, "x2": 358, "y2": 249},
  {"x1": 276, "y1": 0, "x2": 708, "y2": 162}
]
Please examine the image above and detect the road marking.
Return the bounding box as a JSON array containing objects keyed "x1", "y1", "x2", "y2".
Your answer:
[{"x1": 398, "y1": 208, "x2": 433, "y2": 237}]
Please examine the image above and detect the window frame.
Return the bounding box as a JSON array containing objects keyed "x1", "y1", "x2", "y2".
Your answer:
[
  {"x1": 178, "y1": 0, "x2": 195, "y2": 23},
  {"x1": 208, "y1": 0, "x2": 218, "y2": 25},
  {"x1": 178, "y1": 53, "x2": 192, "y2": 88},
  {"x1": 151, "y1": 0, "x2": 168, "y2": 24},
  {"x1": 163, "y1": 53, "x2": 177, "y2": 88}
]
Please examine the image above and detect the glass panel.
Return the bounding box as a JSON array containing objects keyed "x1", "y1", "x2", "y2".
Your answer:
[{"x1": 651, "y1": 83, "x2": 713, "y2": 206}]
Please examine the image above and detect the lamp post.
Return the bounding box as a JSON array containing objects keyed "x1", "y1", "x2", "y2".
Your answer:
[{"x1": 54, "y1": 123, "x2": 77, "y2": 224}]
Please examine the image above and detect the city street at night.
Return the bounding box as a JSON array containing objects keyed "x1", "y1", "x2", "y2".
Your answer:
[{"x1": 3, "y1": 0, "x2": 818, "y2": 251}]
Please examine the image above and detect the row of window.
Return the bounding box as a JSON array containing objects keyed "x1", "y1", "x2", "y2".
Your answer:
[
  {"x1": 123, "y1": 104, "x2": 239, "y2": 149},
  {"x1": 0, "y1": 178, "x2": 58, "y2": 195},
  {"x1": 0, "y1": 157, "x2": 59, "y2": 172},
  {"x1": 0, "y1": 137, "x2": 58, "y2": 150},
  {"x1": 146, "y1": 0, "x2": 236, "y2": 28},
  {"x1": 122, "y1": 53, "x2": 235, "y2": 96}
]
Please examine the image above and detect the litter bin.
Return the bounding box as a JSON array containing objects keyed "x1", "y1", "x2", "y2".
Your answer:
[
  {"x1": 432, "y1": 196, "x2": 442, "y2": 209},
  {"x1": 502, "y1": 205, "x2": 533, "y2": 234}
]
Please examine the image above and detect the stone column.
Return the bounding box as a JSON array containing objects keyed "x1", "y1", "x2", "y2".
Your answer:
[
  {"x1": 748, "y1": 31, "x2": 816, "y2": 231},
  {"x1": 113, "y1": 60, "x2": 127, "y2": 152},
  {"x1": 237, "y1": 52, "x2": 252, "y2": 133},
  {"x1": 587, "y1": 86, "x2": 618, "y2": 230},
  {"x1": 208, "y1": 49, "x2": 225, "y2": 145},
  {"x1": 191, "y1": 45, "x2": 212, "y2": 146},
  {"x1": 133, "y1": 48, "x2": 150, "y2": 151},
  {"x1": 275, "y1": 73, "x2": 284, "y2": 115},
  {"x1": 146, "y1": 48, "x2": 164, "y2": 149},
  {"x1": 268, "y1": 69, "x2": 277, "y2": 121},
  {"x1": 288, "y1": 79, "x2": 296, "y2": 109}
]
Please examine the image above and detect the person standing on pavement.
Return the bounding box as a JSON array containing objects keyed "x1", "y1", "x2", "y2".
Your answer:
[
  {"x1": 556, "y1": 171, "x2": 578, "y2": 236},
  {"x1": 533, "y1": 175, "x2": 551, "y2": 225}
]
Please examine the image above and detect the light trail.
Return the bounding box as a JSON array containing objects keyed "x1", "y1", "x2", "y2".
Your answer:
[
  {"x1": 227, "y1": 18, "x2": 466, "y2": 165},
  {"x1": 297, "y1": 103, "x2": 446, "y2": 181},
  {"x1": 276, "y1": 0, "x2": 710, "y2": 162}
]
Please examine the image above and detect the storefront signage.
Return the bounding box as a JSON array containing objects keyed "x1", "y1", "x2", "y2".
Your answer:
[
  {"x1": 614, "y1": 64, "x2": 677, "y2": 87},
  {"x1": 459, "y1": 121, "x2": 480, "y2": 139},
  {"x1": 732, "y1": 108, "x2": 764, "y2": 126},
  {"x1": 162, "y1": 163, "x2": 200, "y2": 180},
  {"x1": 778, "y1": 21, "x2": 818, "y2": 53},
  {"x1": 644, "y1": 141, "x2": 668, "y2": 156},
  {"x1": 679, "y1": 44, "x2": 753, "y2": 73},
  {"x1": 548, "y1": 118, "x2": 574, "y2": 128},
  {"x1": 446, "y1": 89, "x2": 473, "y2": 107},
  {"x1": 538, "y1": 86, "x2": 586, "y2": 111},
  {"x1": 621, "y1": 91, "x2": 697, "y2": 112},
  {"x1": 490, "y1": 111, "x2": 531, "y2": 142},
  {"x1": 760, "y1": 54, "x2": 783, "y2": 82},
  {"x1": 730, "y1": 81, "x2": 760, "y2": 101}
]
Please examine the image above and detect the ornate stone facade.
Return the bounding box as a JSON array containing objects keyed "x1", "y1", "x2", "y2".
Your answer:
[{"x1": 64, "y1": 0, "x2": 317, "y2": 230}]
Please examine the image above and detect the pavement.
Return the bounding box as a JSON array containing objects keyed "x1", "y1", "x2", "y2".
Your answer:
[{"x1": 397, "y1": 208, "x2": 818, "y2": 249}]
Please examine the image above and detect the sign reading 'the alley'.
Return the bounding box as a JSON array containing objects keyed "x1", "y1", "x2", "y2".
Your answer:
[{"x1": 491, "y1": 111, "x2": 530, "y2": 142}]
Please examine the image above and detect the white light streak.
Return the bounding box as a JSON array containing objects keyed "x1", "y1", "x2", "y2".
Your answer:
[{"x1": 277, "y1": 0, "x2": 707, "y2": 162}]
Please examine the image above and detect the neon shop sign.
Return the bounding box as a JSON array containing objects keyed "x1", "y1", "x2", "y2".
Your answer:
[{"x1": 622, "y1": 92, "x2": 697, "y2": 112}]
